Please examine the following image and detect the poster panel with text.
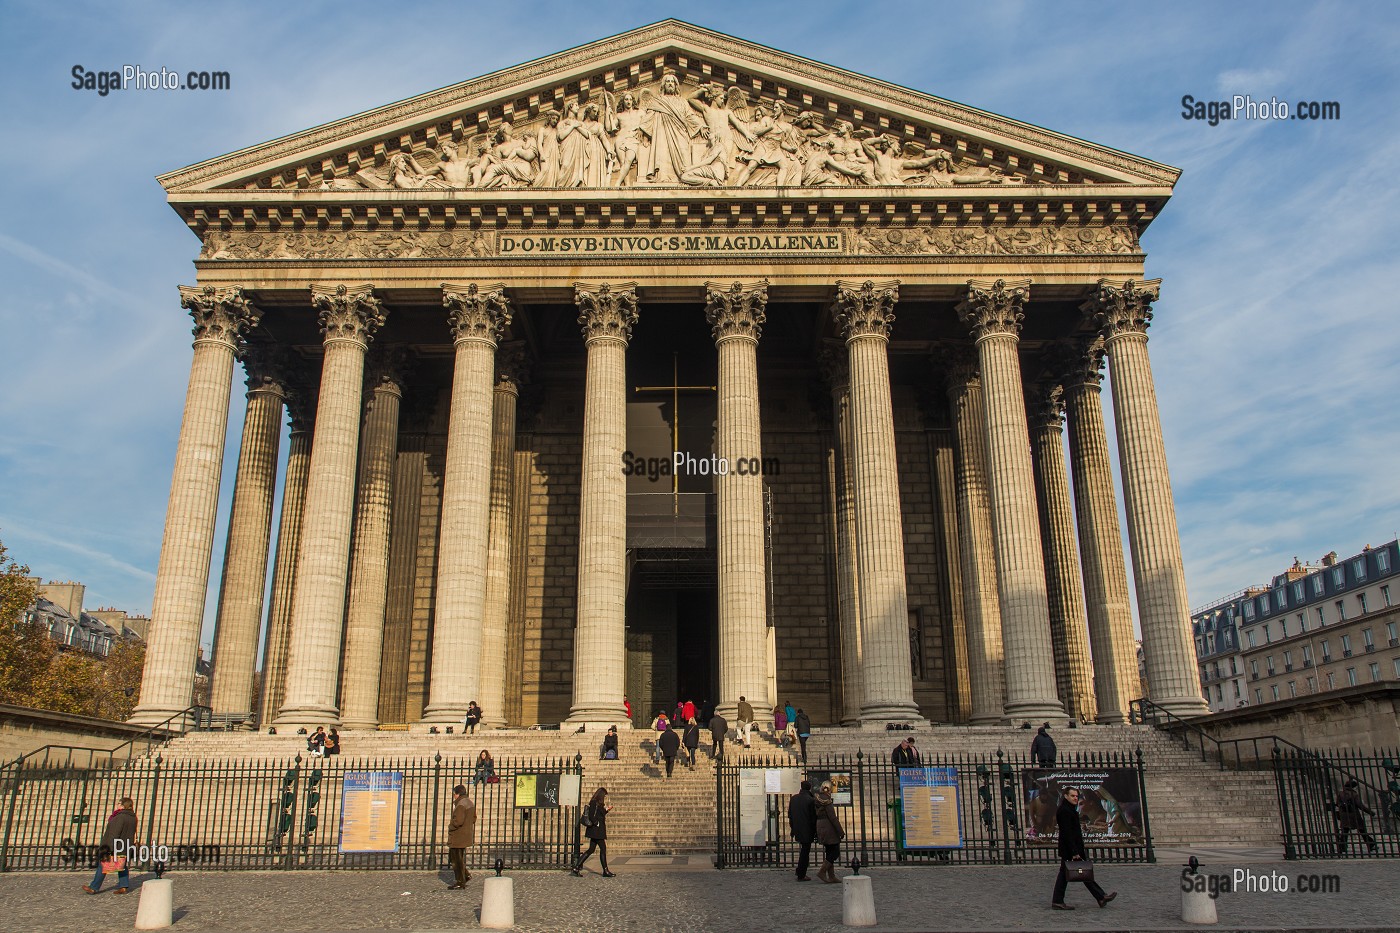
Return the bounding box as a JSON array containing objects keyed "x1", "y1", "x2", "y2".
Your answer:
[
  {"x1": 738, "y1": 768, "x2": 767, "y2": 847},
  {"x1": 514, "y1": 773, "x2": 563, "y2": 808},
  {"x1": 1021, "y1": 769, "x2": 1143, "y2": 846},
  {"x1": 805, "y1": 770, "x2": 852, "y2": 806},
  {"x1": 898, "y1": 766, "x2": 963, "y2": 849},
  {"x1": 339, "y1": 771, "x2": 403, "y2": 853}
]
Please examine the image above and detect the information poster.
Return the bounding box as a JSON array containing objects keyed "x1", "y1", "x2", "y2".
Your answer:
[
  {"x1": 805, "y1": 770, "x2": 852, "y2": 806},
  {"x1": 738, "y1": 768, "x2": 767, "y2": 847},
  {"x1": 764, "y1": 767, "x2": 802, "y2": 795},
  {"x1": 1022, "y1": 769, "x2": 1143, "y2": 845},
  {"x1": 339, "y1": 771, "x2": 402, "y2": 853},
  {"x1": 514, "y1": 773, "x2": 563, "y2": 808},
  {"x1": 898, "y1": 766, "x2": 963, "y2": 849}
]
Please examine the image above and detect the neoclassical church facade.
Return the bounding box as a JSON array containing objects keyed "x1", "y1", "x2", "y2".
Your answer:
[{"x1": 131, "y1": 21, "x2": 1209, "y2": 731}]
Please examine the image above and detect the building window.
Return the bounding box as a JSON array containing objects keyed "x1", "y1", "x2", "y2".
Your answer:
[
  {"x1": 1243, "y1": 603, "x2": 1256, "y2": 621},
  {"x1": 1378, "y1": 550, "x2": 1391, "y2": 573},
  {"x1": 1388, "y1": 621, "x2": 1398, "y2": 646},
  {"x1": 1303, "y1": 644, "x2": 1313, "y2": 664},
  {"x1": 1346, "y1": 667, "x2": 1358, "y2": 686},
  {"x1": 1234, "y1": 681, "x2": 1242, "y2": 698},
  {"x1": 1369, "y1": 662, "x2": 1381, "y2": 682},
  {"x1": 1307, "y1": 676, "x2": 1317, "y2": 693},
  {"x1": 1284, "y1": 650, "x2": 1293, "y2": 671},
  {"x1": 1316, "y1": 607, "x2": 1326, "y2": 626},
  {"x1": 1326, "y1": 672, "x2": 1336, "y2": 689},
  {"x1": 1266, "y1": 656, "x2": 1276, "y2": 676},
  {"x1": 1271, "y1": 685, "x2": 1280, "y2": 701},
  {"x1": 1353, "y1": 558, "x2": 1366, "y2": 582},
  {"x1": 1263, "y1": 623, "x2": 1271, "y2": 644},
  {"x1": 1321, "y1": 638, "x2": 1332, "y2": 662},
  {"x1": 1394, "y1": 659, "x2": 1400, "y2": 678},
  {"x1": 1250, "y1": 659, "x2": 1260, "y2": 678},
  {"x1": 1276, "y1": 588, "x2": 1287, "y2": 609},
  {"x1": 1342, "y1": 634, "x2": 1353, "y2": 656},
  {"x1": 1358, "y1": 593, "x2": 1368, "y2": 615},
  {"x1": 1312, "y1": 574, "x2": 1325, "y2": 596},
  {"x1": 1215, "y1": 684, "x2": 1224, "y2": 703},
  {"x1": 1288, "y1": 680, "x2": 1297, "y2": 697},
  {"x1": 1293, "y1": 582, "x2": 1305, "y2": 602},
  {"x1": 1363, "y1": 628, "x2": 1375, "y2": 650},
  {"x1": 1247, "y1": 630, "x2": 1257, "y2": 648},
  {"x1": 1230, "y1": 657, "x2": 1239, "y2": 675},
  {"x1": 1332, "y1": 567, "x2": 1346, "y2": 588},
  {"x1": 1255, "y1": 688, "x2": 1264, "y2": 704},
  {"x1": 1298, "y1": 612, "x2": 1308, "y2": 633},
  {"x1": 1384, "y1": 585, "x2": 1392, "y2": 608},
  {"x1": 1280, "y1": 618, "x2": 1288, "y2": 638},
  {"x1": 1336, "y1": 600, "x2": 1346, "y2": 622}
]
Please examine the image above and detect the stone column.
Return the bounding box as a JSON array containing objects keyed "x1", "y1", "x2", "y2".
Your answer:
[
  {"x1": 568, "y1": 283, "x2": 638, "y2": 725},
  {"x1": 707, "y1": 281, "x2": 773, "y2": 724},
  {"x1": 258, "y1": 383, "x2": 314, "y2": 727},
  {"x1": 423, "y1": 284, "x2": 513, "y2": 726},
  {"x1": 941, "y1": 349, "x2": 1006, "y2": 724},
  {"x1": 208, "y1": 347, "x2": 287, "y2": 718},
  {"x1": 820, "y1": 342, "x2": 863, "y2": 725},
  {"x1": 955, "y1": 280, "x2": 1066, "y2": 723},
  {"x1": 1028, "y1": 384, "x2": 1097, "y2": 722},
  {"x1": 1060, "y1": 338, "x2": 1141, "y2": 723},
  {"x1": 478, "y1": 343, "x2": 527, "y2": 729},
  {"x1": 1086, "y1": 280, "x2": 1209, "y2": 716},
  {"x1": 275, "y1": 285, "x2": 386, "y2": 727},
  {"x1": 338, "y1": 348, "x2": 407, "y2": 729},
  {"x1": 831, "y1": 280, "x2": 921, "y2": 723},
  {"x1": 131, "y1": 286, "x2": 259, "y2": 727}
]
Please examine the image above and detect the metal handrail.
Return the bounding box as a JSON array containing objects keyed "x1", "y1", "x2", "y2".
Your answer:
[{"x1": 0, "y1": 706, "x2": 210, "y2": 774}]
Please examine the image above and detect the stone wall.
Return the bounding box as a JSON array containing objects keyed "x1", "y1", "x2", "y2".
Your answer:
[
  {"x1": 1193, "y1": 684, "x2": 1400, "y2": 753},
  {"x1": 0, "y1": 704, "x2": 157, "y2": 762}
]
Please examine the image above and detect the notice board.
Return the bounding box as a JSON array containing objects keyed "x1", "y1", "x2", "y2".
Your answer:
[
  {"x1": 898, "y1": 766, "x2": 963, "y2": 849},
  {"x1": 339, "y1": 771, "x2": 403, "y2": 853}
]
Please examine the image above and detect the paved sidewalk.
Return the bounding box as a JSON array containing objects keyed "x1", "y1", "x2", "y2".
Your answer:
[{"x1": 5, "y1": 855, "x2": 1397, "y2": 932}]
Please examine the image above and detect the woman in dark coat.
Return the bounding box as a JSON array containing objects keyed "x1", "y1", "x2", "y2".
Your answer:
[
  {"x1": 682, "y1": 718, "x2": 700, "y2": 769},
  {"x1": 1051, "y1": 786, "x2": 1114, "y2": 909},
  {"x1": 1335, "y1": 779, "x2": 1378, "y2": 853},
  {"x1": 84, "y1": 796, "x2": 137, "y2": 894},
  {"x1": 571, "y1": 787, "x2": 615, "y2": 877},
  {"x1": 794, "y1": 709, "x2": 812, "y2": 763},
  {"x1": 813, "y1": 782, "x2": 844, "y2": 884}
]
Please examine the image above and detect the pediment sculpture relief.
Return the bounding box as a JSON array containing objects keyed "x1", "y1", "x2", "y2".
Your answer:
[{"x1": 323, "y1": 70, "x2": 1044, "y2": 192}]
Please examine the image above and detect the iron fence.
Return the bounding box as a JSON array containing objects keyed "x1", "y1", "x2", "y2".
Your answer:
[
  {"x1": 1272, "y1": 747, "x2": 1400, "y2": 860},
  {"x1": 715, "y1": 749, "x2": 1152, "y2": 869},
  {"x1": 0, "y1": 753, "x2": 582, "y2": 873}
]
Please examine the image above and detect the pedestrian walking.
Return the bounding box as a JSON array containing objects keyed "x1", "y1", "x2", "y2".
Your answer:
[
  {"x1": 651, "y1": 711, "x2": 670, "y2": 763},
  {"x1": 674, "y1": 700, "x2": 685, "y2": 724},
  {"x1": 473, "y1": 750, "x2": 496, "y2": 785},
  {"x1": 464, "y1": 701, "x2": 483, "y2": 735},
  {"x1": 623, "y1": 695, "x2": 632, "y2": 721},
  {"x1": 1335, "y1": 779, "x2": 1379, "y2": 854},
  {"x1": 1050, "y1": 785, "x2": 1115, "y2": 909},
  {"x1": 325, "y1": 728, "x2": 341, "y2": 756},
  {"x1": 683, "y1": 718, "x2": 700, "y2": 769},
  {"x1": 794, "y1": 708, "x2": 811, "y2": 762},
  {"x1": 788, "y1": 780, "x2": 818, "y2": 882},
  {"x1": 601, "y1": 725, "x2": 620, "y2": 760},
  {"x1": 892, "y1": 736, "x2": 920, "y2": 767},
  {"x1": 708, "y1": 711, "x2": 728, "y2": 759},
  {"x1": 814, "y1": 781, "x2": 845, "y2": 883},
  {"x1": 571, "y1": 787, "x2": 615, "y2": 877},
  {"x1": 682, "y1": 698, "x2": 696, "y2": 723},
  {"x1": 774, "y1": 705, "x2": 788, "y2": 735},
  {"x1": 784, "y1": 699, "x2": 796, "y2": 726},
  {"x1": 1031, "y1": 723, "x2": 1057, "y2": 767},
  {"x1": 658, "y1": 722, "x2": 681, "y2": 777},
  {"x1": 737, "y1": 695, "x2": 754, "y2": 747},
  {"x1": 446, "y1": 784, "x2": 477, "y2": 888},
  {"x1": 83, "y1": 796, "x2": 137, "y2": 894}
]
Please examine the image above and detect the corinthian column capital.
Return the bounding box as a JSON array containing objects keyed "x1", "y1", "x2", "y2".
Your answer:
[
  {"x1": 937, "y1": 345, "x2": 981, "y2": 394},
  {"x1": 179, "y1": 284, "x2": 261, "y2": 353},
  {"x1": 956, "y1": 278, "x2": 1031, "y2": 341},
  {"x1": 832, "y1": 279, "x2": 899, "y2": 342},
  {"x1": 575, "y1": 282, "x2": 639, "y2": 345},
  {"x1": 443, "y1": 283, "x2": 512, "y2": 346},
  {"x1": 1026, "y1": 381, "x2": 1066, "y2": 432},
  {"x1": 1083, "y1": 278, "x2": 1162, "y2": 342},
  {"x1": 311, "y1": 284, "x2": 386, "y2": 348},
  {"x1": 1054, "y1": 337, "x2": 1108, "y2": 391},
  {"x1": 705, "y1": 279, "x2": 768, "y2": 344},
  {"x1": 817, "y1": 338, "x2": 848, "y2": 393},
  {"x1": 241, "y1": 344, "x2": 292, "y2": 398},
  {"x1": 495, "y1": 341, "x2": 529, "y2": 394},
  {"x1": 365, "y1": 345, "x2": 410, "y2": 396}
]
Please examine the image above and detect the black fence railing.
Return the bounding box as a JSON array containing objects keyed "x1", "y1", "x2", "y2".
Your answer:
[
  {"x1": 1, "y1": 706, "x2": 211, "y2": 776},
  {"x1": 0, "y1": 753, "x2": 583, "y2": 873},
  {"x1": 715, "y1": 749, "x2": 1152, "y2": 869},
  {"x1": 1272, "y1": 748, "x2": 1400, "y2": 860},
  {"x1": 1128, "y1": 697, "x2": 1312, "y2": 770}
]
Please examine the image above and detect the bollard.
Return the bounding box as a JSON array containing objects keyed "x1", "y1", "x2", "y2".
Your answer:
[
  {"x1": 134, "y1": 878, "x2": 173, "y2": 930},
  {"x1": 480, "y1": 875, "x2": 514, "y2": 929},
  {"x1": 842, "y1": 875, "x2": 876, "y2": 927},
  {"x1": 1182, "y1": 884, "x2": 1218, "y2": 925}
]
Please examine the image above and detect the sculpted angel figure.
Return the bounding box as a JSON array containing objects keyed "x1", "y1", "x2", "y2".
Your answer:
[
  {"x1": 641, "y1": 70, "x2": 698, "y2": 183},
  {"x1": 479, "y1": 122, "x2": 539, "y2": 188},
  {"x1": 533, "y1": 110, "x2": 562, "y2": 187},
  {"x1": 610, "y1": 91, "x2": 647, "y2": 186},
  {"x1": 679, "y1": 126, "x2": 728, "y2": 186},
  {"x1": 733, "y1": 99, "x2": 799, "y2": 186}
]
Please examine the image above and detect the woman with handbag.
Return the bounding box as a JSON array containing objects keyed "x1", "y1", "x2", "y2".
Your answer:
[
  {"x1": 813, "y1": 782, "x2": 845, "y2": 883},
  {"x1": 1051, "y1": 786, "x2": 1116, "y2": 909},
  {"x1": 473, "y1": 750, "x2": 496, "y2": 785},
  {"x1": 84, "y1": 797, "x2": 137, "y2": 894},
  {"x1": 570, "y1": 787, "x2": 614, "y2": 877}
]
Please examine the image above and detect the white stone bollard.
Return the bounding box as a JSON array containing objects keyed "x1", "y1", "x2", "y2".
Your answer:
[
  {"x1": 134, "y1": 878, "x2": 173, "y2": 930},
  {"x1": 1182, "y1": 884, "x2": 1218, "y2": 925},
  {"x1": 480, "y1": 875, "x2": 514, "y2": 929},
  {"x1": 842, "y1": 874, "x2": 876, "y2": 927}
]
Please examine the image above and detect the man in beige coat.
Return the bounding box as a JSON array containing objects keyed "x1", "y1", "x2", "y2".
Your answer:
[{"x1": 447, "y1": 784, "x2": 477, "y2": 888}]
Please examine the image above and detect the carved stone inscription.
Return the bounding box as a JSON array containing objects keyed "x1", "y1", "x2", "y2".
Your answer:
[{"x1": 496, "y1": 231, "x2": 843, "y2": 256}]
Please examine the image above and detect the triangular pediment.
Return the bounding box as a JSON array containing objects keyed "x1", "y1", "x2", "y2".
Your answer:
[{"x1": 160, "y1": 20, "x2": 1177, "y2": 199}]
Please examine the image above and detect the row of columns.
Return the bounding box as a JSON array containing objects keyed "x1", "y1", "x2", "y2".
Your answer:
[{"x1": 132, "y1": 274, "x2": 1208, "y2": 730}]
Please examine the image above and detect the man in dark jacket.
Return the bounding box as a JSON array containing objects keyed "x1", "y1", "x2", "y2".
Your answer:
[
  {"x1": 794, "y1": 709, "x2": 811, "y2": 763},
  {"x1": 1051, "y1": 787, "x2": 1115, "y2": 909},
  {"x1": 446, "y1": 784, "x2": 477, "y2": 888},
  {"x1": 84, "y1": 796, "x2": 137, "y2": 894},
  {"x1": 1335, "y1": 779, "x2": 1378, "y2": 854},
  {"x1": 658, "y1": 723, "x2": 681, "y2": 777},
  {"x1": 1031, "y1": 724, "x2": 1057, "y2": 767},
  {"x1": 709, "y1": 712, "x2": 728, "y2": 759},
  {"x1": 892, "y1": 736, "x2": 921, "y2": 767},
  {"x1": 788, "y1": 780, "x2": 819, "y2": 882},
  {"x1": 682, "y1": 718, "x2": 700, "y2": 769}
]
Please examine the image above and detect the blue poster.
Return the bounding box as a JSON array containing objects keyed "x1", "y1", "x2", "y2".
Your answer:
[
  {"x1": 339, "y1": 771, "x2": 403, "y2": 853},
  {"x1": 898, "y1": 766, "x2": 964, "y2": 849}
]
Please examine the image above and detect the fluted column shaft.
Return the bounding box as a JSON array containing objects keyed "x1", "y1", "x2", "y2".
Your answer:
[
  {"x1": 569, "y1": 283, "x2": 637, "y2": 724},
  {"x1": 276, "y1": 285, "x2": 385, "y2": 726},
  {"x1": 1029, "y1": 392, "x2": 1097, "y2": 722},
  {"x1": 833, "y1": 280, "x2": 920, "y2": 722},
  {"x1": 209, "y1": 361, "x2": 285, "y2": 718},
  {"x1": 708, "y1": 282, "x2": 772, "y2": 724},
  {"x1": 944, "y1": 359, "x2": 1006, "y2": 724},
  {"x1": 423, "y1": 285, "x2": 512, "y2": 725},
  {"x1": 132, "y1": 286, "x2": 258, "y2": 726},
  {"x1": 1090, "y1": 280, "x2": 1208, "y2": 716},
  {"x1": 338, "y1": 359, "x2": 405, "y2": 729},
  {"x1": 258, "y1": 418, "x2": 312, "y2": 726},
  {"x1": 478, "y1": 346, "x2": 525, "y2": 729},
  {"x1": 824, "y1": 349, "x2": 863, "y2": 725},
  {"x1": 1063, "y1": 350, "x2": 1140, "y2": 722},
  {"x1": 957, "y1": 280, "x2": 1065, "y2": 723}
]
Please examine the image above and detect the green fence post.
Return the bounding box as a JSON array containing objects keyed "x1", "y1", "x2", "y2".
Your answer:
[
  {"x1": 714, "y1": 752, "x2": 725, "y2": 869},
  {"x1": 0, "y1": 765, "x2": 23, "y2": 872},
  {"x1": 1272, "y1": 747, "x2": 1296, "y2": 860},
  {"x1": 1134, "y1": 747, "x2": 1155, "y2": 863},
  {"x1": 144, "y1": 756, "x2": 163, "y2": 856},
  {"x1": 429, "y1": 753, "x2": 442, "y2": 873}
]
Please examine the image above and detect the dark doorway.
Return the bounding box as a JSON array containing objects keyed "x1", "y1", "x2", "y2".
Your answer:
[
  {"x1": 624, "y1": 556, "x2": 718, "y2": 726},
  {"x1": 674, "y1": 587, "x2": 718, "y2": 711}
]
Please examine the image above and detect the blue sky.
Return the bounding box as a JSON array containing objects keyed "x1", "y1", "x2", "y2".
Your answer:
[{"x1": 1, "y1": 1, "x2": 1397, "y2": 655}]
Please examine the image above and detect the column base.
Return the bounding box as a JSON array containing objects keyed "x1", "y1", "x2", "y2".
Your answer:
[
  {"x1": 968, "y1": 713, "x2": 1008, "y2": 726},
  {"x1": 1003, "y1": 699, "x2": 1069, "y2": 726},
  {"x1": 128, "y1": 706, "x2": 196, "y2": 731},
  {"x1": 338, "y1": 718, "x2": 380, "y2": 731},
  {"x1": 419, "y1": 706, "x2": 468, "y2": 726},
  {"x1": 567, "y1": 704, "x2": 627, "y2": 729},
  {"x1": 858, "y1": 701, "x2": 925, "y2": 725},
  {"x1": 272, "y1": 705, "x2": 341, "y2": 731},
  {"x1": 1149, "y1": 694, "x2": 1211, "y2": 718},
  {"x1": 1095, "y1": 710, "x2": 1129, "y2": 725}
]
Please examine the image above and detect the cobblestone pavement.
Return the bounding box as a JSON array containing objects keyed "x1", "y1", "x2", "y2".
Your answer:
[{"x1": 5, "y1": 852, "x2": 1398, "y2": 932}]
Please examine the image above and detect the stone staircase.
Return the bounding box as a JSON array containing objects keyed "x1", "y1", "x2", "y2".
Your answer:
[{"x1": 150, "y1": 722, "x2": 1282, "y2": 854}]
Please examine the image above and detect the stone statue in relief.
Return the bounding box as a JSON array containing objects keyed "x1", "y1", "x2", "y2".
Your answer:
[
  {"x1": 578, "y1": 103, "x2": 617, "y2": 188},
  {"x1": 387, "y1": 151, "x2": 449, "y2": 189},
  {"x1": 479, "y1": 122, "x2": 539, "y2": 188},
  {"x1": 827, "y1": 121, "x2": 877, "y2": 185},
  {"x1": 429, "y1": 143, "x2": 473, "y2": 188},
  {"x1": 533, "y1": 110, "x2": 562, "y2": 187},
  {"x1": 610, "y1": 91, "x2": 647, "y2": 186},
  {"x1": 557, "y1": 101, "x2": 589, "y2": 187},
  {"x1": 732, "y1": 99, "x2": 794, "y2": 186},
  {"x1": 641, "y1": 70, "x2": 698, "y2": 183},
  {"x1": 679, "y1": 126, "x2": 728, "y2": 186}
]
